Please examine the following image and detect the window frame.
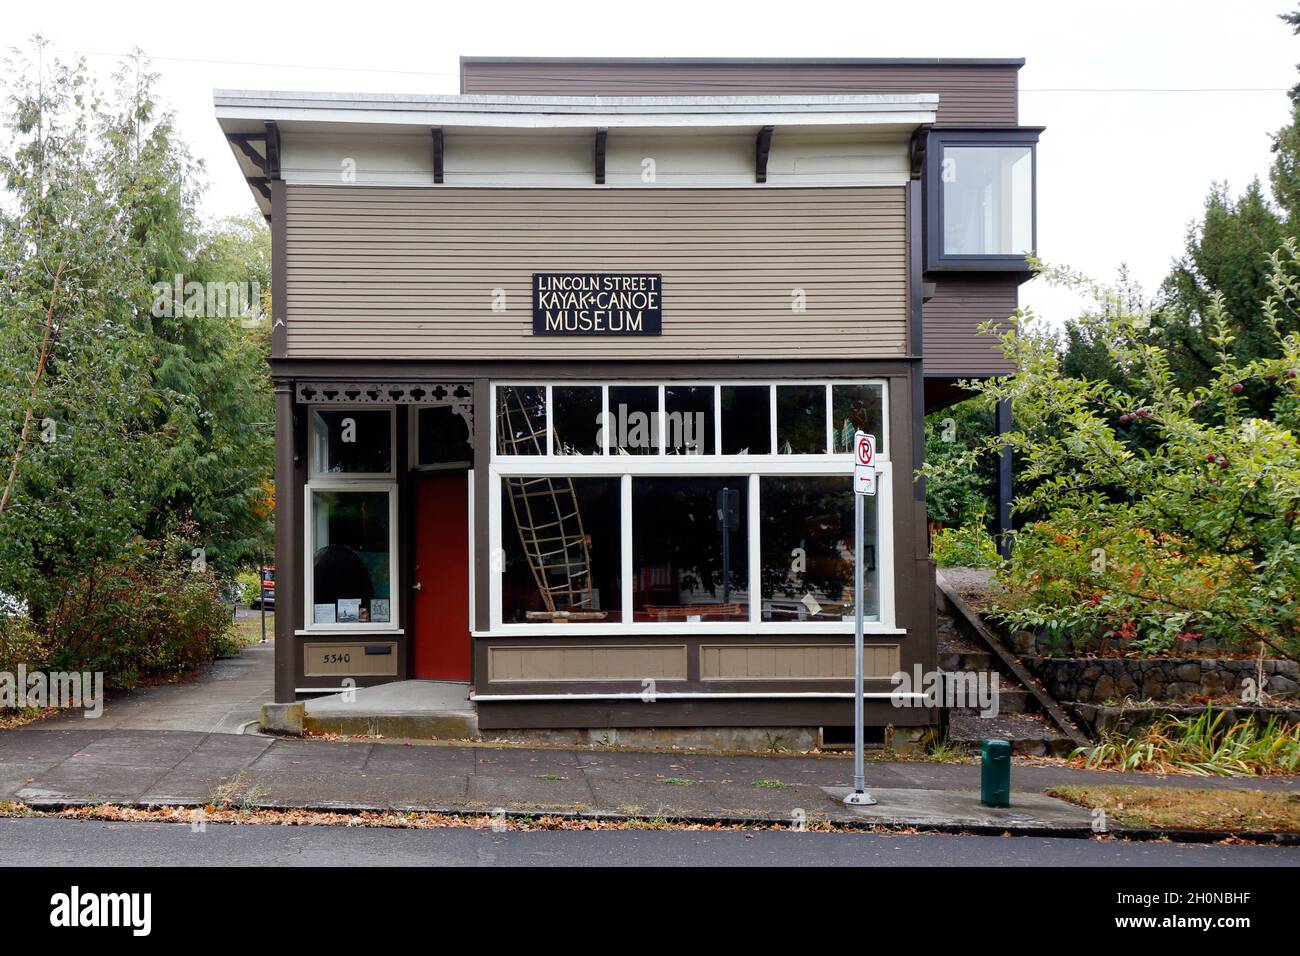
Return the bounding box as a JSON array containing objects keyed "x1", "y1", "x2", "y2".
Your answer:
[
  {"x1": 302, "y1": 405, "x2": 401, "y2": 635},
  {"x1": 308, "y1": 405, "x2": 398, "y2": 479},
  {"x1": 487, "y1": 380, "x2": 898, "y2": 637},
  {"x1": 924, "y1": 127, "x2": 1041, "y2": 273},
  {"x1": 408, "y1": 403, "x2": 474, "y2": 472}
]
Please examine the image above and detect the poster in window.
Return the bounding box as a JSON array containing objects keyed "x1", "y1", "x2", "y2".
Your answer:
[
  {"x1": 371, "y1": 599, "x2": 390, "y2": 623},
  {"x1": 313, "y1": 603, "x2": 337, "y2": 624},
  {"x1": 336, "y1": 599, "x2": 361, "y2": 623}
]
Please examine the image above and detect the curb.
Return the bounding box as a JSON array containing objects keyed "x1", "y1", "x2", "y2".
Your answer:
[{"x1": 11, "y1": 797, "x2": 1297, "y2": 845}]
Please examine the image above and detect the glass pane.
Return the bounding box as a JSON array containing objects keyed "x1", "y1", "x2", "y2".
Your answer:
[
  {"x1": 312, "y1": 409, "x2": 392, "y2": 474},
  {"x1": 633, "y1": 477, "x2": 748, "y2": 622},
  {"x1": 665, "y1": 385, "x2": 715, "y2": 455},
  {"x1": 832, "y1": 384, "x2": 886, "y2": 455},
  {"x1": 552, "y1": 386, "x2": 602, "y2": 456},
  {"x1": 760, "y1": 476, "x2": 878, "y2": 622},
  {"x1": 496, "y1": 385, "x2": 546, "y2": 455},
  {"x1": 720, "y1": 385, "x2": 771, "y2": 455},
  {"x1": 500, "y1": 477, "x2": 621, "y2": 623},
  {"x1": 776, "y1": 384, "x2": 827, "y2": 454},
  {"x1": 311, "y1": 490, "x2": 392, "y2": 625},
  {"x1": 607, "y1": 385, "x2": 659, "y2": 455},
  {"x1": 942, "y1": 145, "x2": 1033, "y2": 256},
  {"x1": 416, "y1": 406, "x2": 473, "y2": 467}
]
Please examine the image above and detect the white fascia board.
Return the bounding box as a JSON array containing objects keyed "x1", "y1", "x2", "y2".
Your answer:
[{"x1": 213, "y1": 90, "x2": 938, "y2": 131}]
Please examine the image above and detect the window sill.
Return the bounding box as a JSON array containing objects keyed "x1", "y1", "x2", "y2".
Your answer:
[
  {"x1": 473, "y1": 624, "x2": 906, "y2": 638},
  {"x1": 295, "y1": 628, "x2": 405, "y2": 637}
]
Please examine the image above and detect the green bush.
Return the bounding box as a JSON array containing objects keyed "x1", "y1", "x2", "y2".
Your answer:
[
  {"x1": 932, "y1": 523, "x2": 1002, "y2": 569},
  {"x1": 39, "y1": 531, "x2": 236, "y2": 687},
  {"x1": 235, "y1": 568, "x2": 261, "y2": 606}
]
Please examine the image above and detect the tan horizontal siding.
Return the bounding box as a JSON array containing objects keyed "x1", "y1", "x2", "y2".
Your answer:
[
  {"x1": 460, "y1": 63, "x2": 1018, "y2": 126},
  {"x1": 284, "y1": 185, "x2": 907, "y2": 359},
  {"x1": 922, "y1": 276, "x2": 1019, "y2": 376}
]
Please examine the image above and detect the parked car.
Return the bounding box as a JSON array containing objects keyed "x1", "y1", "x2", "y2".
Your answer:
[{"x1": 251, "y1": 566, "x2": 275, "y2": 610}]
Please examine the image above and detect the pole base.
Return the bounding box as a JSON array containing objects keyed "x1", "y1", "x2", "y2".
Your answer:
[{"x1": 842, "y1": 790, "x2": 877, "y2": 806}]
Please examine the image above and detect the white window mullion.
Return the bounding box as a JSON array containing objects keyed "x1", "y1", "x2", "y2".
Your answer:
[
  {"x1": 621, "y1": 473, "x2": 633, "y2": 624},
  {"x1": 600, "y1": 385, "x2": 609, "y2": 456},
  {"x1": 713, "y1": 384, "x2": 722, "y2": 455},
  {"x1": 657, "y1": 385, "x2": 666, "y2": 454},
  {"x1": 544, "y1": 384, "x2": 553, "y2": 457},
  {"x1": 824, "y1": 384, "x2": 834, "y2": 454},
  {"x1": 747, "y1": 472, "x2": 760, "y2": 625},
  {"x1": 768, "y1": 385, "x2": 777, "y2": 455},
  {"x1": 489, "y1": 468, "x2": 502, "y2": 630}
]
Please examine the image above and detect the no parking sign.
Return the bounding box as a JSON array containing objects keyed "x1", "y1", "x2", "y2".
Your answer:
[{"x1": 852, "y1": 432, "x2": 876, "y2": 496}]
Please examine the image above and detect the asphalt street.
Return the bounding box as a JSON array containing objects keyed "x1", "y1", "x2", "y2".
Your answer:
[{"x1": 1, "y1": 817, "x2": 1295, "y2": 867}]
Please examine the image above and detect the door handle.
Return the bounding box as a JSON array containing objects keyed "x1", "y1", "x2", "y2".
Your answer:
[{"x1": 412, "y1": 581, "x2": 423, "y2": 592}]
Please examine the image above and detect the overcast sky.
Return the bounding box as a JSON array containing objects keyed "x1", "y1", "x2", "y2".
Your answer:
[{"x1": 5, "y1": 0, "x2": 1298, "y2": 323}]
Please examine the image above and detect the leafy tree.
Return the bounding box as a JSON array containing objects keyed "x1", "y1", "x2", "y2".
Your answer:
[
  {"x1": 923, "y1": 396, "x2": 998, "y2": 530},
  {"x1": 0, "y1": 43, "x2": 272, "y2": 675},
  {"x1": 954, "y1": 252, "x2": 1300, "y2": 661},
  {"x1": 0, "y1": 43, "x2": 168, "y2": 618}
]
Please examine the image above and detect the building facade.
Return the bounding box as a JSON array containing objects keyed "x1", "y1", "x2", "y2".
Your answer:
[{"x1": 216, "y1": 57, "x2": 1038, "y2": 738}]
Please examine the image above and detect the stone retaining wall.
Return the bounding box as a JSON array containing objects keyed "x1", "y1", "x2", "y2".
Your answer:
[
  {"x1": 1021, "y1": 656, "x2": 1300, "y2": 703},
  {"x1": 1067, "y1": 702, "x2": 1300, "y2": 738}
]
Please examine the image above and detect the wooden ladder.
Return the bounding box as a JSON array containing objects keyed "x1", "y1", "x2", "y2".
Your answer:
[{"x1": 497, "y1": 389, "x2": 605, "y2": 620}]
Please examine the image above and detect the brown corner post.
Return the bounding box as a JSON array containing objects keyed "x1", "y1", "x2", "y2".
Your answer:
[{"x1": 273, "y1": 381, "x2": 297, "y2": 702}]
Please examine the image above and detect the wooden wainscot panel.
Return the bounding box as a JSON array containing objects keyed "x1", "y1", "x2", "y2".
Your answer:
[
  {"x1": 700, "y1": 643, "x2": 900, "y2": 681},
  {"x1": 488, "y1": 645, "x2": 688, "y2": 683},
  {"x1": 303, "y1": 642, "x2": 398, "y2": 677}
]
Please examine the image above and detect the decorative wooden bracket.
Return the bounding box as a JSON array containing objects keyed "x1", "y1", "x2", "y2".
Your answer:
[
  {"x1": 594, "y1": 128, "x2": 607, "y2": 185},
  {"x1": 432, "y1": 127, "x2": 444, "y2": 184},
  {"x1": 755, "y1": 126, "x2": 774, "y2": 184}
]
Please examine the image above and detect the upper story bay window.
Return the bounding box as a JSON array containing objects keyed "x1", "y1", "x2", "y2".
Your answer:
[
  {"x1": 488, "y1": 382, "x2": 898, "y2": 636},
  {"x1": 925, "y1": 128, "x2": 1042, "y2": 273}
]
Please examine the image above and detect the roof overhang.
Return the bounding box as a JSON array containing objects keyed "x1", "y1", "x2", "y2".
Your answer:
[
  {"x1": 215, "y1": 90, "x2": 938, "y2": 131},
  {"x1": 215, "y1": 90, "x2": 939, "y2": 217}
]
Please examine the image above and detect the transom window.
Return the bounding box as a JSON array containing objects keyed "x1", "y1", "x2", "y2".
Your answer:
[
  {"x1": 489, "y1": 381, "x2": 894, "y2": 635},
  {"x1": 494, "y1": 382, "x2": 887, "y2": 459}
]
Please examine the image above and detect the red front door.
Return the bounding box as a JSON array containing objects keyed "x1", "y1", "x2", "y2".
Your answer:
[{"x1": 411, "y1": 471, "x2": 471, "y2": 680}]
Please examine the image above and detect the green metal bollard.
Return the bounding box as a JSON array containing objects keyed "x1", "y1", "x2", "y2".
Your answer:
[{"x1": 980, "y1": 739, "x2": 1012, "y2": 807}]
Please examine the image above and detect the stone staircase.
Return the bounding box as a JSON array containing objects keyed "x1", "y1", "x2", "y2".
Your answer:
[{"x1": 936, "y1": 576, "x2": 1088, "y2": 757}]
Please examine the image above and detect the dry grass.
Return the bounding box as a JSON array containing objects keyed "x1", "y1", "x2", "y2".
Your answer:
[
  {"x1": 232, "y1": 613, "x2": 273, "y2": 647},
  {"x1": 1048, "y1": 784, "x2": 1300, "y2": 832}
]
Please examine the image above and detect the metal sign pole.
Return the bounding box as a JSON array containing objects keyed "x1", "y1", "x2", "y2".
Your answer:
[
  {"x1": 260, "y1": 550, "x2": 268, "y2": 644},
  {"x1": 844, "y1": 432, "x2": 876, "y2": 806}
]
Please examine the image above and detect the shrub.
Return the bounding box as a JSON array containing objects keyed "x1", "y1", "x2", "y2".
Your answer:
[
  {"x1": 39, "y1": 531, "x2": 236, "y2": 687},
  {"x1": 932, "y1": 523, "x2": 1002, "y2": 569},
  {"x1": 235, "y1": 568, "x2": 261, "y2": 606}
]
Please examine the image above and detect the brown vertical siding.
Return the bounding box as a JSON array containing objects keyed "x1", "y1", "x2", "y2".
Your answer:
[
  {"x1": 283, "y1": 185, "x2": 908, "y2": 359},
  {"x1": 460, "y1": 61, "x2": 1019, "y2": 126},
  {"x1": 921, "y1": 276, "x2": 1019, "y2": 376}
]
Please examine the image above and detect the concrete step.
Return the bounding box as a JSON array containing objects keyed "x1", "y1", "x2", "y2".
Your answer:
[
  {"x1": 937, "y1": 649, "x2": 993, "y2": 672},
  {"x1": 950, "y1": 686, "x2": 1031, "y2": 716},
  {"x1": 262, "y1": 680, "x2": 478, "y2": 739},
  {"x1": 947, "y1": 712, "x2": 1078, "y2": 758}
]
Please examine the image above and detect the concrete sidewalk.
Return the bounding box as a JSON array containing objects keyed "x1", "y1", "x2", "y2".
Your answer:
[
  {"x1": 2, "y1": 725, "x2": 1296, "y2": 834},
  {"x1": 25, "y1": 643, "x2": 274, "y2": 735}
]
